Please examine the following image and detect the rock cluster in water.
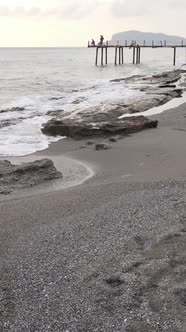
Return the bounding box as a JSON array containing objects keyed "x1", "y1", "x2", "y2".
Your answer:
[{"x1": 0, "y1": 158, "x2": 62, "y2": 194}]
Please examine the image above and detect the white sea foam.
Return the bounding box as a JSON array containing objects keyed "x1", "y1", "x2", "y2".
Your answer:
[{"x1": 0, "y1": 116, "x2": 60, "y2": 156}]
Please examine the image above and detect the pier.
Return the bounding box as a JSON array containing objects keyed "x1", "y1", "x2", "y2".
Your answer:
[{"x1": 88, "y1": 40, "x2": 186, "y2": 66}]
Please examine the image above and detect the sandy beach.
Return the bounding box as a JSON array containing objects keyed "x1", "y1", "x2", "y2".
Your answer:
[{"x1": 0, "y1": 103, "x2": 186, "y2": 331}]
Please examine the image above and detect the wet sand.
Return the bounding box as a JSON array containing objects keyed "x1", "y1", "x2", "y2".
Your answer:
[{"x1": 0, "y1": 104, "x2": 186, "y2": 331}]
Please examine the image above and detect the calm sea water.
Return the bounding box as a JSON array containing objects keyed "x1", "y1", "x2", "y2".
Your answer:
[{"x1": 0, "y1": 47, "x2": 186, "y2": 156}]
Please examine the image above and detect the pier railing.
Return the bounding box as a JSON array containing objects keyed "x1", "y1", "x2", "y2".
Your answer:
[
  {"x1": 88, "y1": 40, "x2": 186, "y2": 48},
  {"x1": 88, "y1": 40, "x2": 186, "y2": 66}
]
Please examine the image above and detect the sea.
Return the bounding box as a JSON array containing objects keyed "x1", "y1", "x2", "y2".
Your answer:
[{"x1": 0, "y1": 47, "x2": 186, "y2": 157}]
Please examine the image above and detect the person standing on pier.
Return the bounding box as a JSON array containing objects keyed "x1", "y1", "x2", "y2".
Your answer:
[
  {"x1": 100, "y1": 35, "x2": 104, "y2": 45},
  {"x1": 91, "y1": 39, "x2": 95, "y2": 46}
]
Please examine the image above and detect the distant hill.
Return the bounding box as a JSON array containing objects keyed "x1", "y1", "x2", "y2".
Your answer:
[{"x1": 110, "y1": 30, "x2": 186, "y2": 45}]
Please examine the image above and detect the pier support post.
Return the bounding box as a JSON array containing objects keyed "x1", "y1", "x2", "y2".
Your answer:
[
  {"x1": 136, "y1": 46, "x2": 141, "y2": 64},
  {"x1": 133, "y1": 47, "x2": 136, "y2": 64},
  {"x1": 122, "y1": 48, "x2": 124, "y2": 64},
  {"x1": 119, "y1": 47, "x2": 121, "y2": 64},
  {"x1": 173, "y1": 47, "x2": 176, "y2": 66},
  {"x1": 138, "y1": 47, "x2": 141, "y2": 64},
  {"x1": 101, "y1": 47, "x2": 104, "y2": 66},
  {"x1": 105, "y1": 47, "x2": 108, "y2": 65},
  {"x1": 95, "y1": 47, "x2": 98, "y2": 66},
  {"x1": 136, "y1": 46, "x2": 139, "y2": 64},
  {"x1": 115, "y1": 47, "x2": 118, "y2": 65}
]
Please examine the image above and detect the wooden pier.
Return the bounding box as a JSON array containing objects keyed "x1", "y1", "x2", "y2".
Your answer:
[{"x1": 88, "y1": 40, "x2": 186, "y2": 66}]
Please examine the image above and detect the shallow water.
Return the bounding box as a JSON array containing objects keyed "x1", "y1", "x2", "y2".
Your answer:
[{"x1": 0, "y1": 47, "x2": 186, "y2": 156}]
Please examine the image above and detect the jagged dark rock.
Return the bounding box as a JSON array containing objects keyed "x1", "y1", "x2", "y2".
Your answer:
[
  {"x1": 0, "y1": 119, "x2": 21, "y2": 129},
  {"x1": 0, "y1": 107, "x2": 25, "y2": 114},
  {"x1": 46, "y1": 110, "x2": 64, "y2": 116},
  {"x1": 159, "y1": 84, "x2": 176, "y2": 88},
  {"x1": 42, "y1": 115, "x2": 158, "y2": 139},
  {"x1": 111, "y1": 70, "x2": 182, "y2": 86},
  {"x1": 95, "y1": 143, "x2": 112, "y2": 151},
  {"x1": 109, "y1": 137, "x2": 118, "y2": 142},
  {"x1": 48, "y1": 97, "x2": 63, "y2": 101},
  {"x1": 146, "y1": 88, "x2": 183, "y2": 99},
  {"x1": 0, "y1": 159, "x2": 62, "y2": 194},
  {"x1": 150, "y1": 70, "x2": 181, "y2": 84}
]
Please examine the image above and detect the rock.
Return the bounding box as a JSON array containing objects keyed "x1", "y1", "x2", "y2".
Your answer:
[
  {"x1": 0, "y1": 107, "x2": 25, "y2": 114},
  {"x1": 0, "y1": 159, "x2": 62, "y2": 194},
  {"x1": 146, "y1": 88, "x2": 182, "y2": 98},
  {"x1": 72, "y1": 97, "x2": 87, "y2": 104},
  {"x1": 110, "y1": 75, "x2": 145, "y2": 83},
  {"x1": 147, "y1": 70, "x2": 182, "y2": 85},
  {"x1": 42, "y1": 114, "x2": 158, "y2": 140},
  {"x1": 0, "y1": 189, "x2": 13, "y2": 195},
  {"x1": 109, "y1": 137, "x2": 117, "y2": 142},
  {"x1": 42, "y1": 70, "x2": 186, "y2": 140},
  {"x1": 46, "y1": 110, "x2": 64, "y2": 116},
  {"x1": 48, "y1": 97, "x2": 63, "y2": 101},
  {"x1": 111, "y1": 70, "x2": 182, "y2": 86},
  {"x1": 159, "y1": 84, "x2": 176, "y2": 88},
  {"x1": 0, "y1": 119, "x2": 22, "y2": 129},
  {"x1": 95, "y1": 143, "x2": 111, "y2": 151}
]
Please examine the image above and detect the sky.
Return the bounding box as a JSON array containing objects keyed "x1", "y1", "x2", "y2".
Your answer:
[{"x1": 0, "y1": 0, "x2": 186, "y2": 47}]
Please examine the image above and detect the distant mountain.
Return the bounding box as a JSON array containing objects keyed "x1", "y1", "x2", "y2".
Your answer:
[{"x1": 110, "y1": 30, "x2": 186, "y2": 45}]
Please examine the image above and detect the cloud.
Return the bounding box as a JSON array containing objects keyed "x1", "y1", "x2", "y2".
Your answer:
[
  {"x1": 0, "y1": 1, "x2": 101, "y2": 19},
  {"x1": 110, "y1": 0, "x2": 186, "y2": 17},
  {"x1": 110, "y1": 0, "x2": 149, "y2": 17},
  {"x1": 0, "y1": 0, "x2": 186, "y2": 20}
]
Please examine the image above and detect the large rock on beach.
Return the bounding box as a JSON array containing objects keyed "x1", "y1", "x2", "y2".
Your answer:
[
  {"x1": 0, "y1": 158, "x2": 62, "y2": 194},
  {"x1": 42, "y1": 115, "x2": 158, "y2": 139}
]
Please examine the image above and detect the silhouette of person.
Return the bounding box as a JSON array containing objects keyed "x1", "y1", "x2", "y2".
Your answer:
[
  {"x1": 100, "y1": 35, "x2": 104, "y2": 45},
  {"x1": 91, "y1": 39, "x2": 95, "y2": 46}
]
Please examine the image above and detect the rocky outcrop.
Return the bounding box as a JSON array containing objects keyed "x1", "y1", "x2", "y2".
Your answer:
[
  {"x1": 111, "y1": 70, "x2": 184, "y2": 101},
  {"x1": 46, "y1": 110, "x2": 64, "y2": 116},
  {"x1": 145, "y1": 70, "x2": 182, "y2": 85},
  {"x1": 0, "y1": 159, "x2": 62, "y2": 194},
  {"x1": 111, "y1": 70, "x2": 182, "y2": 85},
  {"x1": 42, "y1": 115, "x2": 158, "y2": 139},
  {"x1": 41, "y1": 70, "x2": 186, "y2": 140},
  {"x1": 95, "y1": 143, "x2": 111, "y2": 151}
]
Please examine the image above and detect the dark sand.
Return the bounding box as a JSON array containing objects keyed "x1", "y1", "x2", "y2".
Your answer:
[{"x1": 0, "y1": 104, "x2": 186, "y2": 331}]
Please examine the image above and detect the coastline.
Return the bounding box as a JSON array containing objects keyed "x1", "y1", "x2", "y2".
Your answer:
[
  {"x1": 1, "y1": 69, "x2": 186, "y2": 200},
  {"x1": 0, "y1": 101, "x2": 186, "y2": 331},
  {"x1": 1, "y1": 99, "x2": 185, "y2": 201}
]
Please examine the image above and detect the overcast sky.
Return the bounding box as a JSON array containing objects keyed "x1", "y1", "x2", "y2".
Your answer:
[{"x1": 0, "y1": 0, "x2": 185, "y2": 46}]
